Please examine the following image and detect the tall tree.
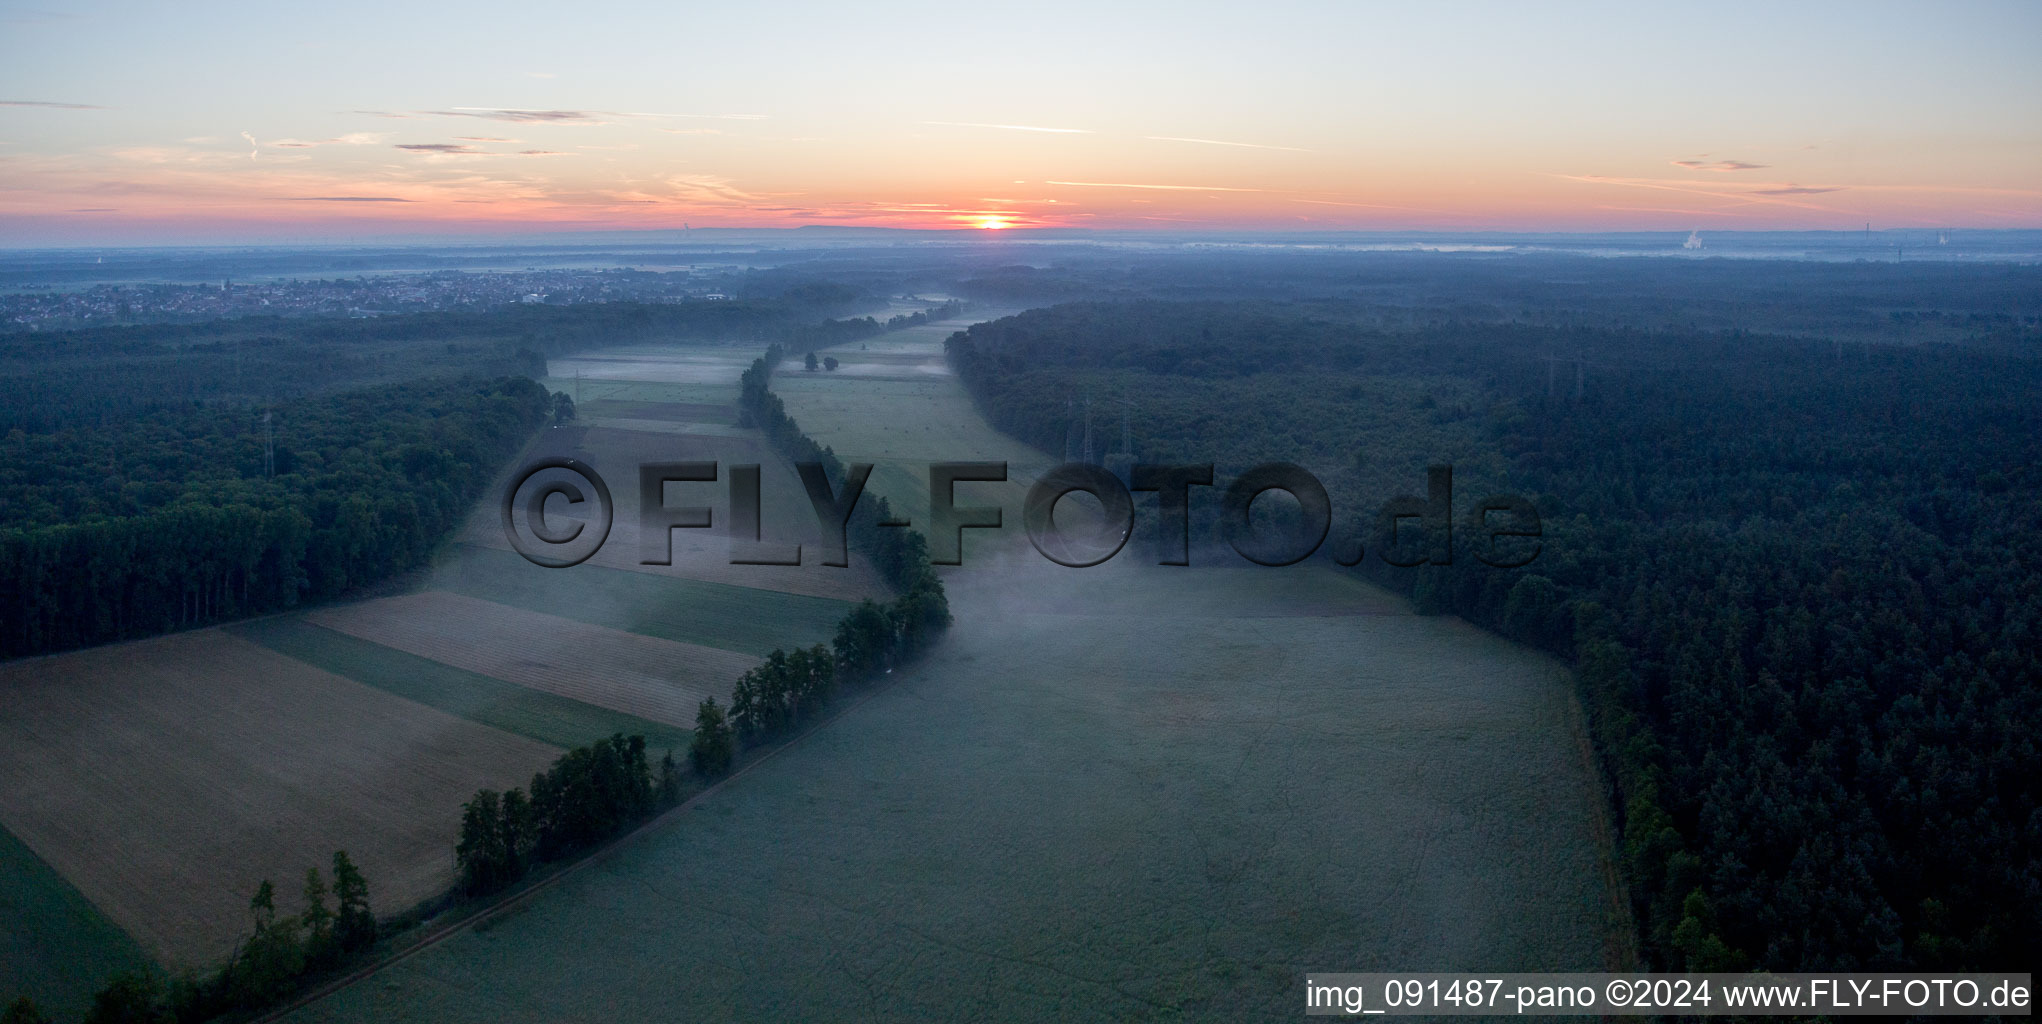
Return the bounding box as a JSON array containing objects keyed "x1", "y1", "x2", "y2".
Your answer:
[
  {"x1": 330, "y1": 850, "x2": 375, "y2": 953},
  {"x1": 301, "y1": 866, "x2": 335, "y2": 967},
  {"x1": 690, "y1": 697, "x2": 735, "y2": 777}
]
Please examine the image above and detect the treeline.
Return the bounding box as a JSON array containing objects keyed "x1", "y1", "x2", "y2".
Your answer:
[
  {"x1": 456, "y1": 593, "x2": 951, "y2": 899},
  {"x1": 739, "y1": 344, "x2": 951, "y2": 605},
  {"x1": 945, "y1": 300, "x2": 2042, "y2": 973},
  {"x1": 456, "y1": 336, "x2": 956, "y2": 900},
  {"x1": 777, "y1": 299, "x2": 968, "y2": 360},
  {"x1": 720, "y1": 594, "x2": 938, "y2": 747},
  {"x1": 0, "y1": 376, "x2": 551, "y2": 658},
  {"x1": 885, "y1": 298, "x2": 965, "y2": 330},
  {"x1": 3, "y1": 853, "x2": 376, "y2": 1024},
  {"x1": 455, "y1": 734, "x2": 681, "y2": 896}
]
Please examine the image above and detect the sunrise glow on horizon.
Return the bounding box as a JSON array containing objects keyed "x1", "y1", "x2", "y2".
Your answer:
[{"x1": 2, "y1": 0, "x2": 2038, "y2": 245}]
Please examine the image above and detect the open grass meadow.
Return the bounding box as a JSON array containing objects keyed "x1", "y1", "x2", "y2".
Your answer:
[{"x1": 282, "y1": 545, "x2": 1621, "y2": 1024}]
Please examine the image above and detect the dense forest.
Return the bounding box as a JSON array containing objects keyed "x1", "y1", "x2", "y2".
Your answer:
[
  {"x1": 0, "y1": 290, "x2": 904, "y2": 659},
  {"x1": 0, "y1": 376, "x2": 553, "y2": 657},
  {"x1": 946, "y1": 301, "x2": 2041, "y2": 972}
]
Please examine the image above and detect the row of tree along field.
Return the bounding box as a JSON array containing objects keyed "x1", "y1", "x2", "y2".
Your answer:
[
  {"x1": 0, "y1": 306, "x2": 961, "y2": 1022},
  {"x1": 3, "y1": 853, "x2": 375, "y2": 1024},
  {"x1": 454, "y1": 586, "x2": 948, "y2": 900},
  {"x1": 945, "y1": 301, "x2": 2041, "y2": 974},
  {"x1": 455, "y1": 343, "x2": 955, "y2": 897}
]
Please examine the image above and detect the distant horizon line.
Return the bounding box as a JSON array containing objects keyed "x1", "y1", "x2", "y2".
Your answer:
[{"x1": 6, "y1": 224, "x2": 2040, "y2": 253}]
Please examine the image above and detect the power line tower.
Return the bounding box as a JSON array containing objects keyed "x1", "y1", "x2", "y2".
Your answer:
[
  {"x1": 1104, "y1": 399, "x2": 1135, "y2": 485},
  {"x1": 262, "y1": 409, "x2": 275, "y2": 479}
]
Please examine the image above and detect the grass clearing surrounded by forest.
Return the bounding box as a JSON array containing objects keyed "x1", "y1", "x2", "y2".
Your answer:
[{"x1": 287, "y1": 311, "x2": 1622, "y2": 1023}]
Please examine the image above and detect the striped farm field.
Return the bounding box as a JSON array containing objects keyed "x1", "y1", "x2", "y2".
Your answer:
[
  {"x1": 0, "y1": 630, "x2": 562, "y2": 971},
  {"x1": 234, "y1": 618, "x2": 692, "y2": 754},
  {"x1": 436, "y1": 543, "x2": 854, "y2": 658},
  {"x1": 305, "y1": 591, "x2": 754, "y2": 729}
]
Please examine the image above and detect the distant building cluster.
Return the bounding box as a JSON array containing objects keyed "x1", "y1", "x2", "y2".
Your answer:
[{"x1": 0, "y1": 267, "x2": 742, "y2": 330}]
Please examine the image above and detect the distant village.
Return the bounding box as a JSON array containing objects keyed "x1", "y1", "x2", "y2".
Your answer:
[{"x1": 0, "y1": 267, "x2": 741, "y2": 330}]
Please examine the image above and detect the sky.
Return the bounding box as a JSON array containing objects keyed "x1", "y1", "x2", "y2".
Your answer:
[{"x1": 1, "y1": 0, "x2": 2038, "y2": 243}]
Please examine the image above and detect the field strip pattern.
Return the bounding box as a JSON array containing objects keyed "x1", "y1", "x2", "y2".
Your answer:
[
  {"x1": 234, "y1": 618, "x2": 692, "y2": 754},
  {"x1": 0, "y1": 631, "x2": 562, "y2": 968},
  {"x1": 436, "y1": 543, "x2": 853, "y2": 658},
  {"x1": 457, "y1": 529, "x2": 889, "y2": 603},
  {"x1": 305, "y1": 592, "x2": 754, "y2": 729}
]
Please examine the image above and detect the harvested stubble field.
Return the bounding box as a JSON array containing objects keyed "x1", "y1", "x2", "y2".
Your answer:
[
  {"x1": 289, "y1": 314, "x2": 1620, "y2": 1023},
  {"x1": 0, "y1": 631, "x2": 562, "y2": 971},
  {"x1": 306, "y1": 591, "x2": 754, "y2": 728}
]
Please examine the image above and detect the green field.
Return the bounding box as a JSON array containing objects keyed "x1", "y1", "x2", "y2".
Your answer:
[
  {"x1": 287, "y1": 313, "x2": 1621, "y2": 1023},
  {"x1": 770, "y1": 314, "x2": 1050, "y2": 516},
  {"x1": 233, "y1": 618, "x2": 691, "y2": 753},
  {"x1": 0, "y1": 824, "x2": 152, "y2": 1022},
  {"x1": 434, "y1": 544, "x2": 853, "y2": 657}
]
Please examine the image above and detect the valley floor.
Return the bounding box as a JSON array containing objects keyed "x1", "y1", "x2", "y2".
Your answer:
[{"x1": 283, "y1": 312, "x2": 1625, "y2": 1022}]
